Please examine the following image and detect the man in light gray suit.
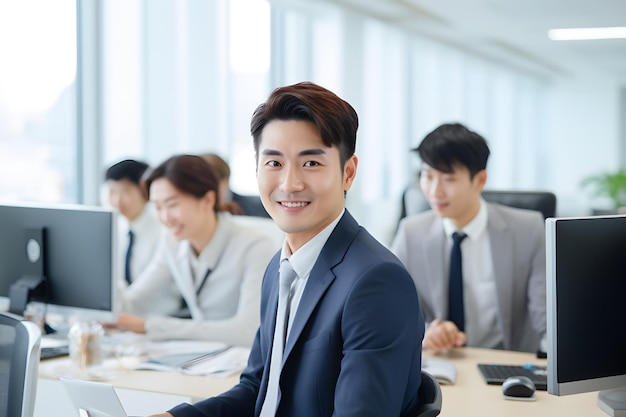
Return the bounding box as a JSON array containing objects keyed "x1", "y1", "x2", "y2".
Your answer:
[{"x1": 392, "y1": 123, "x2": 546, "y2": 354}]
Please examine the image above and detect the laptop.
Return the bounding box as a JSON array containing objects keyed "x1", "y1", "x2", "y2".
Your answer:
[{"x1": 60, "y1": 378, "x2": 141, "y2": 417}]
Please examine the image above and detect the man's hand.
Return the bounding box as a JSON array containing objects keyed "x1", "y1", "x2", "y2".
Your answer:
[
  {"x1": 423, "y1": 319, "x2": 466, "y2": 353},
  {"x1": 147, "y1": 413, "x2": 174, "y2": 417},
  {"x1": 101, "y1": 311, "x2": 147, "y2": 334}
]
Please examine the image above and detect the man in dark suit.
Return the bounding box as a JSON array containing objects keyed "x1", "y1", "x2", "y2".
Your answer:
[{"x1": 150, "y1": 82, "x2": 424, "y2": 417}]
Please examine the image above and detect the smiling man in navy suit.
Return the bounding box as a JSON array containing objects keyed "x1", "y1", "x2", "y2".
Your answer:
[{"x1": 149, "y1": 82, "x2": 424, "y2": 417}]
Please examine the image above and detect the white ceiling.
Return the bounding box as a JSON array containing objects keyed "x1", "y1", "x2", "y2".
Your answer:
[{"x1": 329, "y1": 0, "x2": 626, "y2": 83}]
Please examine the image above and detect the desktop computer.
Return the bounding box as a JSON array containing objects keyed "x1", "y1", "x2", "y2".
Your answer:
[
  {"x1": 0, "y1": 202, "x2": 119, "y2": 343},
  {"x1": 546, "y1": 215, "x2": 626, "y2": 416}
]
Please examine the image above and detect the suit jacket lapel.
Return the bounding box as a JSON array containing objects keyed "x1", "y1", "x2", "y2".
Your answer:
[
  {"x1": 174, "y1": 242, "x2": 202, "y2": 317},
  {"x1": 486, "y1": 204, "x2": 514, "y2": 346},
  {"x1": 283, "y1": 211, "x2": 359, "y2": 359},
  {"x1": 425, "y1": 218, "x2": 447, "y2": 319}
]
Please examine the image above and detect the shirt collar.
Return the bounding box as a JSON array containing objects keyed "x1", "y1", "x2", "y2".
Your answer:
[
  {"x1": 442, "y1": 198, "x2": 488, "y2": 240},
  {"x1": 185, "y1": 211, "x2": 232, "y2": 269},
  {"x1": 280, "y1": 209, "x2": 345, "y2": 280},
  {"x1": 128, "y1": 203, "x2": 154, "y2": 231}
]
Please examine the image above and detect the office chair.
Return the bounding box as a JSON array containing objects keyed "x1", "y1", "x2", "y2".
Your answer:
[
  {"x1": 481, "y1": 190, "x2": 557, "y2": 219},
  {"x1": 232, "y1": 193, "x2": 271, "y2": 218},
  {"x1": 406, "y1": 370, "x2": 442, "y2": 417},
  {"x1": 0, "y1": 312, "x2": 42, "y2": 417},
  {"x1": 400, "y1": 180, "x2": 430, "y2": 220},
  {"x1": 399, "y1": 184, "x2": 557, "y2": 221}
]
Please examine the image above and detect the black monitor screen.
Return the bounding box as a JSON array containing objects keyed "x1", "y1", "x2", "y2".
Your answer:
[
  {"x1": 547, "y1": 215, "x2": 626, "y2": 398},
  {"x1": 0, "y1": 203, "x2": 116, "y2": 312}
]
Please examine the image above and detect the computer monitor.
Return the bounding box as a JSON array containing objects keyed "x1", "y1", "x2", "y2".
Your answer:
[
  {"x1": 546, "y1": 215, "x2": 626, "y2": 416},
  {"x1": 0, "y1": 202, "x2": 118, "y2": 318}
]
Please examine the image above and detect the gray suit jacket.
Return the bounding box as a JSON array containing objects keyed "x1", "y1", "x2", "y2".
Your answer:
[{"x1": 391, "y1": 202, "x2": 546, "y2": 353}]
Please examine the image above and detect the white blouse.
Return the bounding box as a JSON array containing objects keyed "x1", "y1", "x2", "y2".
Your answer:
[{"x1": 123, "y1": 212, "x2": 277, "y2": 347}]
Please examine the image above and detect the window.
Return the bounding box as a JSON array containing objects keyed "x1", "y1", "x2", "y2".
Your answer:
[
  {"x1": 0, "y1": 0, "x2": 77, "y2": 203},
  {"x1": 101, "y1": 0, "x2": 271, "y2": 196}
]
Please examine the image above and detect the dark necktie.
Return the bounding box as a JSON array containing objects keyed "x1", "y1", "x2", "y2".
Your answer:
[
  {"x1": 124, "y1": 230, "x2": 134, "y2": 284},
  {"x1": 448, "y1": 231, "x2": 468, "y2": 331},
  {"x1": 260, "y1": 259, "x2": 298, "y2": 417}
]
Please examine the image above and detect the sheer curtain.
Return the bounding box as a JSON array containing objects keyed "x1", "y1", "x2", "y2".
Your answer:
[
  {"x1": 267, "y1": 4, "x2": 548, "y2": 243},
  {"x1": 99, "y1": 0, "x2": 548, "y2": 243},
  {"x1": 102, "y1": 0, "x2": 271, "y2": 196},
  {"x1": 0, "y1": 0, "x2": 77, "y2": 203}
]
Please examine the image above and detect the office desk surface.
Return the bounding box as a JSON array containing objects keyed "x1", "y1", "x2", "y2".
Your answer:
[
  {"x1": 38, "y1": 357, "x2": 241, "y2": 401},
  {"x1": 40, "y1": 347, "x2": 606, "y2": 416},
  {"x1": 428, "y1": 347, "x2": 606, "y2": 417}
]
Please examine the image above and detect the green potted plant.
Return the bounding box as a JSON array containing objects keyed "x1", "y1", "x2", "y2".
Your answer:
[{"x1": 580, "y1": 169, "x2": 626, "y2": 213}]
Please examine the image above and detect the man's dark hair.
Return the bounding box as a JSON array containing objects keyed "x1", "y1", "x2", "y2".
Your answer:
[
  {"x1": 415, "y1": 123, "x2": 490, "y2": 179},
  {"x1": 250, "y1": 81, "x2": 358, "y2": 168},
  {"x1": 105, "y1": 159, "x2": 149, "y2": 185}
]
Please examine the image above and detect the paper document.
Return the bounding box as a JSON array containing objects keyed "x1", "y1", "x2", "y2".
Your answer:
[
  {"x1": 134, "y1": 340, "x2": 249, "y2": 376},
  {"x1": 181, "y1": 346, "x2": 250, "y2": 376},
  {"x1": 143, "y1": 340, "x2": 229, "y2": 357},
  {"x1": 422, "y1": 358, "x2": 458, "y2": 385}
]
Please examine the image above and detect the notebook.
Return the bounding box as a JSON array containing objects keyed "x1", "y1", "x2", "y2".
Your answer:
[
  {"x1": 60, "y1": 378, "x2": 141, "y2": 417},
  {"x1": 477, "y1": 363, "x2": 548, "y2": 390}
]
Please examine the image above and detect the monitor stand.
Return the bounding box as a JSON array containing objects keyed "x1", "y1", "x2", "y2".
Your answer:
[
  {"x1": 8, "y1": 275, "x2": 47, "y2": 315},
  {"x1": 598, "y1": 388, "x2": 626, "y2": 417}
]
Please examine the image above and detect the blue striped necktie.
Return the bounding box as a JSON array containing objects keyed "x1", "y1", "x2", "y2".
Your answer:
[{"x1": 260, "y1": 259, "x2": 298, "y2": 417}]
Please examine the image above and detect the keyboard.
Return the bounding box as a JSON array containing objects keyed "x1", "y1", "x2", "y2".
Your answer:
[
  {"x1": 40, "y1": 345, "x2": 70, "y2": 360},
  {"x1": 477, "y1": 363, "x2": 547, "y2": 390}
]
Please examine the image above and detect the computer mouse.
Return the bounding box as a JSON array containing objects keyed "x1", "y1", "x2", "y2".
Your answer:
[{"x1": 502, "y1": 375, "x2": 536, "y2": 399}]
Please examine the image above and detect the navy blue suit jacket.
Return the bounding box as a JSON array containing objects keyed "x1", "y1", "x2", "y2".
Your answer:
[{"x1": 169, "y1": 210, "x2": 424, "y2": 417}]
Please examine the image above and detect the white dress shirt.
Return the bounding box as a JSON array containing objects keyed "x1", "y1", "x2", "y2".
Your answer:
[
  {"x1": 118, "y1": 203, "x2": 164, "y2": 283},
  {"x1": 280, "y1": 209, "x2": 344, "y2": 339},
  {"x1": 442, "y1": 199, "x2": 503, "y2": 349}
]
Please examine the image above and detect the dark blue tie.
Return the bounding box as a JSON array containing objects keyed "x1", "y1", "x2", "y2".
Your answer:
[
  {"x1": 448, "y1": 231, "x2": 468, "y2": 331},
  {"x1": 125, "y1": 230, "x2": 134, "y2": 284}
]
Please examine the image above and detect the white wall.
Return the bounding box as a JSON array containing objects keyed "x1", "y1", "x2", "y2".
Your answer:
[{"x1": 546, "y1": 75, "x2": 623, "y2": 216}]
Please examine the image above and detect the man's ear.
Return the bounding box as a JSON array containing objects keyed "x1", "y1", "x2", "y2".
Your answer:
[
  {"x1": 474, "y1": 169, "x2": 488, "y2": 190},
  {"x1": 343, "y1": 155, "x2": 358, "y2": 192}
]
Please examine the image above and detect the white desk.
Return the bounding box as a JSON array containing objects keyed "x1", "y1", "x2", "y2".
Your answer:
[
  {"x1": 38, "y1": 347, "x2": 607, "y2": 417},
  {"x1": 36, "y1": 352, "x2": 241, "y2": 416},
  {"x1": 34, "y1": 378, "x2": 193, "y2": 417},
  {"x1": 38, "y1": 355, "x2": 240, "y2": 400},
  {"x1": 426, "y1": 347, "x2": 606, "y2": 417}
]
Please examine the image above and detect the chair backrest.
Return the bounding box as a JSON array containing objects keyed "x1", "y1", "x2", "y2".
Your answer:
[
  {"x1": 407, "y1": 370, "x2": 442, "y2": 417},
  {"x1": 399, "y1": 184, "x2": 557, "y2": 221},
  {"x1": 232, "y1": 193, "x2": 271, "y2": 218},
  {"x1": 0, "y1": 312, "x2": 42, "y2": 417},
  {"x1": 481, "y1": 190, "x2": 557, "y2": 219},
  {"x1": 400, "y1": 180, "x2": 430, "y2": 220}
]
